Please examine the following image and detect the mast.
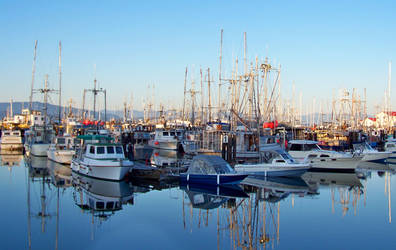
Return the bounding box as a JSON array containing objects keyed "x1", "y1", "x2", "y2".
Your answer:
[
  {"x1": 208, "y1": 68, "x2": 212, "y2": 122},
  {"x1": 58, "y1": 41, "x2": 62, "y2": 123},
  {"x1": 218, "y1": 29, "x2": 223, "y2": 120},
  {"x1": 182, "y1": 67, "x2": 188, "y2": 121},
  {"x1": 29, "y1": 40, "x2": 38, "y2": 112},
  {"x1": 93, "y1": 78, "x2": 97, "y2": 120},
  {"x1": 200, "y1": 68, "x2": 204, "y2": 124}
]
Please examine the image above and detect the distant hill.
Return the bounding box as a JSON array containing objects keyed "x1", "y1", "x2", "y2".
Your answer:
[{"x1": 0, "y1": 101, "x2": 144, "y2": 121}]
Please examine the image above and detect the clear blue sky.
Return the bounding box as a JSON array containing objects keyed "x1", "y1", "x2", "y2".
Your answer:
[{"x1": 0, "y1": 0, "x2": 395, "y2": 113}]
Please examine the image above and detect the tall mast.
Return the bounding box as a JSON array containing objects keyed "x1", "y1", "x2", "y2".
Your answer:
[
  {"x1": 388, "y1": 61, "x2": 392, "y2": 129},
  {"x1": 58, "y1": 41, "x2": 62, "y2": 123},
  {"x1": 200, "y1": 68, "x2": 204, "y2": 124},
  {"x1": 93, "y1": 78, "x2": 97, "y2": 120},
  {"x1": 244, "y1": 32, "x2": 247, "y2": 76},
  {"x1": 218, "y1": 29, "x2": 223, "y2": 120},
  {"x1": 208, "y1": 68, "x2": 212, "y2": 122},
  {"x1": 29, "y1": 40, "x2": 38, "y2": 111},
  {"x1": 182, "y1": 67, "x2": 188, "y2": 121}
]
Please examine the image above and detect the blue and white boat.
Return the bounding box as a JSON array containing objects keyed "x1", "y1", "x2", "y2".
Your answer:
[
  {"x1": 180, "y1": 155, "x2": 247, "y2": 185},
  {"x1": 235, "y1": 144, "x2": 310, "y2": 177}
]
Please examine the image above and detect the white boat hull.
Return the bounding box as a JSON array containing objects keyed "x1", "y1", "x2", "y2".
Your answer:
[
  {"x1": 149, "y1": 140, "x2": 178, "y2": 150},
  {"x1": 361, "y1": 152, "x2": 390, "y2": 163},
  {"x1": 30, "y1": 143, "x2": 50, "y2": 157},
  {"x1": 299, "y1": 157, "x2": 362, "y2": 172},
  {"x1": 235, "y1": 163, "x2": 310, "y2": 177},
  {"x1": 47, "y1": 149, "x2": 74, "y2": 164},
  {"x1": 71, "y1": 158, "x2": 133, "y2": 181}
]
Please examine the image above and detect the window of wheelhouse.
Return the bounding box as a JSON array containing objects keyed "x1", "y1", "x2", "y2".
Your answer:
[
  {"x1": 163, "y1": 131, "x2": 169, "y2": 136},
  {"x1": 107, "y1": 146, "x2": 115, "y2": 154},
  {"x1": 97, "y1": 146, "x2": 105, "y2": 154},
  {"x1": 290, "y1": 144, "x2": 302, "y2": 151},
  {"x1": 116, "y1": 146, "x2": 123, "y2": 154},
  {"x1": 170, "y1": 131, "x2": 176, "y2": 136},
  {"x1": 89, "y1": 146, "x2": 95, "y2": 154}
]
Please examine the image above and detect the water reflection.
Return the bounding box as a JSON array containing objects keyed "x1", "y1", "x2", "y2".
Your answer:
[
  {"x1": 0, "y1": 154, "x2": 395, "y2": 249},
  {"x1": 72, "y1": 173, "x2": 134, "y2": 221}
]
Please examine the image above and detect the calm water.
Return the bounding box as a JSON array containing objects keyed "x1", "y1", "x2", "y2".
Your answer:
[{"x1": 1, "y1": 152, "x2": 396, "y2": 250}]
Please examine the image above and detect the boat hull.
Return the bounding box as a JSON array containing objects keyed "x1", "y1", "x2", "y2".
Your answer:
[
  {"x1": 149, "y1": 140, "x2": 178, "y2": 150},
  {"x1": 29, "y1": 143, "x2": 50, "y2": 157},
  {"x1": 361, "y1": 152, "x2": 390, "y2": 163},
  {"x1": 47, "y1": 149, "x2": 74, "y2": 164},
  {"x1": 235, "y1": 164, "x2": 310, "y2": 177},
  {"x1": 71, "y1": 159, "x2": 133, "y2": 181},
  {"x1": 179, "y1": 173, "x2": 248, "y2": 185},
  {"x1": 302, "y1": 157, "x2": 362, "y2": 172}
]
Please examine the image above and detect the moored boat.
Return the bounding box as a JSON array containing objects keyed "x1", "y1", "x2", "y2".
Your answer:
[
  {"x1": 71, "y1": 135, "x2": 134, "y2": 181},
  {"x1": 0, "y1": 130, "x2": 23, "y2": 152},
  {"x1": 234, "y1": 144, "x2": 310, "y2": 177},
  {"x1": 288, "y1": 140, "x2": 362, "y2": 172},
  {"x1": 180, "y1": 155, "x2": 247, "y2": 185},
  {"x1": 47, "y1": 135, "x2": 80, "y2": 164}
]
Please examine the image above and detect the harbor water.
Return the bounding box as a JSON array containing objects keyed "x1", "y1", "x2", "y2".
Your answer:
[{"x1": 1, "y1": 152, "x2": 396, "y2": 249}]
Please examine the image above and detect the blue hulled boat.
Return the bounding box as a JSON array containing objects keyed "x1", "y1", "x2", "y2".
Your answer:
[{"x1": 180, "y1": 155, "x2": 247, "y2": 185}]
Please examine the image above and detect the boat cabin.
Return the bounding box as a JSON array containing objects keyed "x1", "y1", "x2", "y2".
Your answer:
[
  {"x1": 186, "y1": 155, "x2": 235, "y2": 175},
  {"x1": 260, "y1": 145, "x2": 297, "y2": 164},
  {"x1": 84, "y1": 144, "x2": 125, "y2": 159},
  {"x1": 288, "y1": 140, "x2": 321, "y2": 152},
  {"x1": 154, "y1": 129, "x2": 184, "y2": 140},
  {"x1": 1, "y1": 130, "x2": 21, "y2": 137}
]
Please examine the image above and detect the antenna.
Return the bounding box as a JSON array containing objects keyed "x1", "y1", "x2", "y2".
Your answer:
[{"x1": 29, "y1": 40, "x2": 38, "y2": 111}]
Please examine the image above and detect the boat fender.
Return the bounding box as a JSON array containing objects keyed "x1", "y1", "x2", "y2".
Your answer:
[
  {"x1": 187, "y1": 174, "x2": 189, "y2": 181},
  {"x1": 217, "y1": 174, "x2": 220, "y2": 185}
]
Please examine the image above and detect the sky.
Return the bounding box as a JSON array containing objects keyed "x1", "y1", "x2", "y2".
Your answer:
[{"x1": 0, "y1": 0, "x2": 395, "y2": 114}]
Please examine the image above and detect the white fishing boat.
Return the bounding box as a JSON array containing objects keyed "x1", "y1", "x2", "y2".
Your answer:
[
  {"x1": 0, "y1": 130, "x2": 23, "y2": 152},
  {"x1": 71, "y1": 135, "x2": 134, "y2": 181},
  {"x1": 353, "y1": 142, "x2": 390, "y2": 163},
  {"x1": 288, "y1": 140, "x2": 362, "y2": 172},
  {"x1": 384, "y1": 140, "x2": 396, "y2": 164},
  {"x1": 47, "y1": 135, "x2": 80, "y2": 164},
  {"x1": 235, "y1": 144, "x2": 310, "y2": 177},
  {"x1": 149, "y1": 129, "x2": 184, "y2": 151},
  {"x1": 24, "y1": 125, "x2": 54, "y2": 157}
]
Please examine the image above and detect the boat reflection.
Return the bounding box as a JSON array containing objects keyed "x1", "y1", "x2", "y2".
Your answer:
[
  {"x1": 47, "y1": 159, "x2": 72, "y2": 188},
  {"x1": 181, "y1": 177, "x2": 316, "y2": 249},
  {"x1": 1, "y1": 154, "x2": 23, "y2": 168},
  {"x1": 302, "y1": 171, "x2": 364, "y2": 216},
  {"x1": 242, "y1": 176, "x2": 317, "y2": 202},
  {"x1": 181, "y1": 184, "x2": 248, "y2": 209},
  {"x1": 72, "y1": 173, "x2": 134, "y2": 222}
]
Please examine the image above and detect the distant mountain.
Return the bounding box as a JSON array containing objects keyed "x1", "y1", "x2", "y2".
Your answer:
[{"x1": 0, "y1": 101, "x2": 144, "y2": 121}]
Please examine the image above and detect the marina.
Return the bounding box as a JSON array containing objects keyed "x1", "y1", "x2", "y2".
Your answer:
[{"x1": 1, "y1": 1, "x2": 396, "y2": 249}]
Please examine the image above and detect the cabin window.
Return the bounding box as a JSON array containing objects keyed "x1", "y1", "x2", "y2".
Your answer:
[
  {"x1": 74, "y1": 139, "x2": 81, "y2": 145},
  {"x1": 304, "y1": 144, "x2": 319, "y2": 151},
  {"x1": 107, "y1": 146, "x2": 115, "y2": 154},
  {"x1": 35, "y1": 117, "x2": 38, "y2": 120},
  {"x1": 116, "y1": 146, "x2": 123, "y2": 154},
  {"x1": 4, "y1": 132, "x2": 10, "y2": 136},
  {"x1": 96, "y1": 202, "x2": 104, "y2": 209},
  {"x1": 307, "y1": 154, "x2": 317, "y2": 158},
  {"x1": 57, "y1": 138, "x2": 66, "y2": 144},
  {"x1": 163, "y1": 132, "x2": 169, "y2": 136},
  {"x1": 170, "y1": 132, "x2": 176, "y2": 136},
  {"x1": 97, "y1": 147, "x2": 105, "y2": 154},
  {"x1": 320, "y1": 154, "x2": 330, "y2": 157},
  {"x1": 12, "y1": 132, "x2": 19, "y2": 136},
  {"x1": 89, "y1": 146, "x2": 95, "y2": 154},
  {"x1": 290, "y1": 144, "x2": 302, "y2": 151},
  {"x1": 106, "y1": 202, "x2": 114, "y2": 209}
]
